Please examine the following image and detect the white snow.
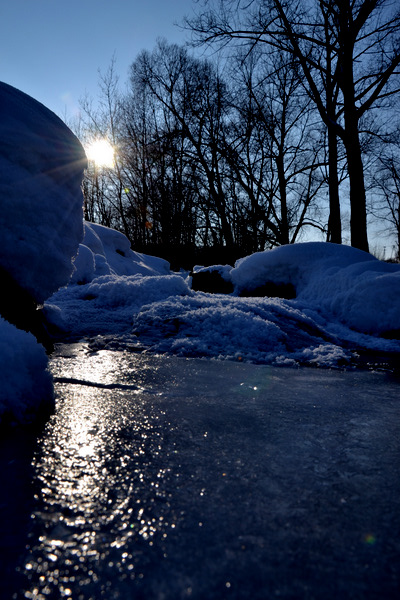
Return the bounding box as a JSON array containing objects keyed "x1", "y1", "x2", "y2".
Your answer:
[
  {"x1": 1, "y1": 83, "x2": 399, "y2": 427},
  {"x1": 0, "y1": 82, "x2": 86, "y2": 303},
  {"x1": 0, "y1": 317, "x2": 54, "y2": 426},
  {"x1": 192, "y1": 263, "x2": 233, "y2": 281},
  {"x1": 231, "y1": 243, "x2": 400, "y2": 336},
  {"x1": 71, "y1": 222, "x2": 170, "y2": 284},
  {"x1": 0, "y1": 82, "x2": 85, "y2": 425},
  {"x1": 48, "y1": 238, "x2": 400, "y2": 369}
]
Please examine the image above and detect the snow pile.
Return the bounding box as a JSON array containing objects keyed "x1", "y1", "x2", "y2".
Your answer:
[
  {"x1": 132, "y1": 293, "x2": 332, "y2": 364},
  {"x1": 130, "y1": 243, "x2": 400, "y2": 366},
  {"x1": 0, "y1": 82, "x2": 86, "y2": 426},
  {"x1": 0, "y1": 82, "x2": 86, "y2": 303},
  {"x1": 0, "y1": 317, "x2": 54, "y2": 426},
  {"x1": 231, "y1": 243, "x2": 400, "y2": 336},
  {"x1": 71, "y1": 222, "x2": 170, "y2": 284},
  {"x1": 193, "y1": 264, "x2": 233, "y2": 281},
  {"x1": 46, "y1": 221, "x2": 182, "y2": 337},
  {"x1": 132, "y1": 293, "x2": 356, "y2": 367},
  {"x1": 48, "y1": 236, "x2": 400, "y2": 368},
  {"x1": 48, "y1": 272, "x2": 189, "y2": 338}
]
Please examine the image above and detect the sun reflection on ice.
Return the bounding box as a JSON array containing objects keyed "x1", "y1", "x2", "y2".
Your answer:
[
  {"x1": 24, "y1": 352, "x2": 177, "y2": 599},
  {"x1": 52, "y1": 347, "x2": 121, "y2": 386}
]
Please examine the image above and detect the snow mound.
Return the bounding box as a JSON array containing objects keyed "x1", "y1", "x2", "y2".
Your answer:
[
  {"x1": 49, "y1": 272, "x2": 190, "y2": 338},
  {"x1": 46, "y1": 221, "x2": 181, "y2": 337},
  {"x1": 0, "y1": 317, "x2": 54, "y2": 426},
  {"x1": 133, "y1": 294, "x2": 314, "y2": 363},
  {"x1": 47, "y1": 238, "x2": 400, "y2": 368},
  {"x1": 0, "y1": 82, "x2": 85, "y2": 426},
  {"x1": 0, "y1": 81, "x2": 86, "y2": 303},
  {"x1": 192, "y1": 264, "x2": 233, "y2": 280},
  {"x1": 231, "y1": 242, "x2": 375, "y2": 294},
  {"x1": 231, "y1": 242, "x2": 400, "y2": 336},
  {"x1": 71, "y1": 222, "x2": 170, "y2": 284}
]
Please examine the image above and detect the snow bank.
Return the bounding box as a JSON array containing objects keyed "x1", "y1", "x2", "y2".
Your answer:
[
  {"x1": 231, "y1": 243, "x2": 400, "y2": 336},
  {"x1": 193, "y1": 264, "x2": 233, "y2": 281},
  {"x1": 48, "y1": 237, "x2": 400, "y2": 369},
  {"x1": 49, "y1": 273, "x2": 190, "y2": 338},
  {"x1": 0, "y1": 81, "x2": 86, "y2": 303},
  {"x1": 231, "y1": 242, "x2": 375, "y2": 294},
  {"x1": 0, "y1": 82, "x2": 85, "y2": 426},
  {"x1": 45, "y1": 221, "x2": 181, "y2": 337},
  {"x1": 0, "y1": 317, "x2": 54, "y2": 426}
]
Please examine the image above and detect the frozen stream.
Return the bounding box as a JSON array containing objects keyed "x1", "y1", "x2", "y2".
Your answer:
[{"x1": 1, "y1": 344, "x2": 400, "y2": 599}]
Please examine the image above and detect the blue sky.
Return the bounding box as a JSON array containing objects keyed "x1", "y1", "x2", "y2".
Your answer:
[{"x1": 1, "y1": 0, "x2": 193, "y2": 119}]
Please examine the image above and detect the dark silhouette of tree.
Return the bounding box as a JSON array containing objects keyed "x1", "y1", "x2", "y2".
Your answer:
[
  {"x1": 188, "y1": 0, "x2": 400, "y2": 252},
  {"x1": 130, "y1": 40, "x2": 235, "y2": 249},
  {"x1": 370, "y1": 143, "x2": 400, "y2": 260},
  {"x1": 226, "y1": 47, "x2": 327, "y2": 247}
]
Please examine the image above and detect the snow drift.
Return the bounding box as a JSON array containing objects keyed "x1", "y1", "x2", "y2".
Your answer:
[
  {"x1": 0, "y1": 317, "x2": 54, "y2": 426},
  {"x1": 230, "y1": 243, "x2": 400, "y2": 337},
  {"x1": 0, "y1": 81, "x2": 86, "y2": 303},
  {"x1": 0, "y1": 82, "x2": 86, "y2": 426},
  {"x1": 49, "y1": 237, "x2": 400, "y2": 369},
  {"x1": 71, "y1": 221, "x2": 170, "y2": 284}
]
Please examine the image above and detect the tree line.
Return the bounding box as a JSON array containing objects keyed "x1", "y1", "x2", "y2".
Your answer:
[{"x1": 77, "y1": 0, "x2": 400, "y2": 267}]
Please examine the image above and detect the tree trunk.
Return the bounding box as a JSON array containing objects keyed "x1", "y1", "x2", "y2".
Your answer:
[
  {"x1": 343, "y1": 130, "x2": 369, "y2": 252},
  {"x1": 276, "y1": 148, "x2": 289, "y2": 245},
  {"x1": 327, "y1": 125, "x2": 342, "y2": 244},
  {"x1": 339, "y1": 24, "x2": 369, "y2": 253}
]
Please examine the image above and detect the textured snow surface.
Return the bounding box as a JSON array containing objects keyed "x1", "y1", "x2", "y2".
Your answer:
[
  {"x1": 0, "y1": 81, "x2": 86, "y2": 303},
  {"x1": 0, "y1": 82, "x2": 85, "y2": 425},
  {"x1": 49, "y1": 240, "x2": 400, "y2": 370}
]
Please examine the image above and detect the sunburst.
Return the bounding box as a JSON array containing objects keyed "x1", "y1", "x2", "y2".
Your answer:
[{"x1": 86, "y1": 138, "x2": 115, "y2": 168}]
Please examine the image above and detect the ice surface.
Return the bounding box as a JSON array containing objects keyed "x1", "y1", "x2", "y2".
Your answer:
[{"x1": 2, "y1": 348, "x2": 399, "y2": 599}]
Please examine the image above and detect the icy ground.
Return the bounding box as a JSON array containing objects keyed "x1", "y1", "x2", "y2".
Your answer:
[{"x1": 1, "y1": 346, "x2": 399, "y2": 599}]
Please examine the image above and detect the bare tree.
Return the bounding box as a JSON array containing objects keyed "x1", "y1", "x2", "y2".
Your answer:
[
  {"x1": 129, "y1": 40, "x2": 235, "y2": 249},
  {"x1": 226, "y1": 48, "x2": 327, "y2": 247},
  {"x1": 187, "y1": 0, "x2": 400, "y2": 252},
  {"x1": 78, "y1": 58, "x2": 129, "y2": 234},
  {"x1": 370, "y1": 145, "x2": 400, "y2": 260}
]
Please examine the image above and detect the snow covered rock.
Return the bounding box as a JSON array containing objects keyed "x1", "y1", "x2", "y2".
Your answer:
[
  {"x1": 0, "y1": 81, "x2": 86, "y2": 304},
  {"x1": 191, "y1": 265, "x2": 234, "y2": 294}
]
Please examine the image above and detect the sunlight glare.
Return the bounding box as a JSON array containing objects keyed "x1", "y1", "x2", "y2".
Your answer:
[{"x1": 86, "y1": 138, "x2": 115, "y2": 168}]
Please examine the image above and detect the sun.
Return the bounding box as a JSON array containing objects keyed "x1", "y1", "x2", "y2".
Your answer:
[{"x1": 86, "y1": 138, "x2": 115, "y2": 168}]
